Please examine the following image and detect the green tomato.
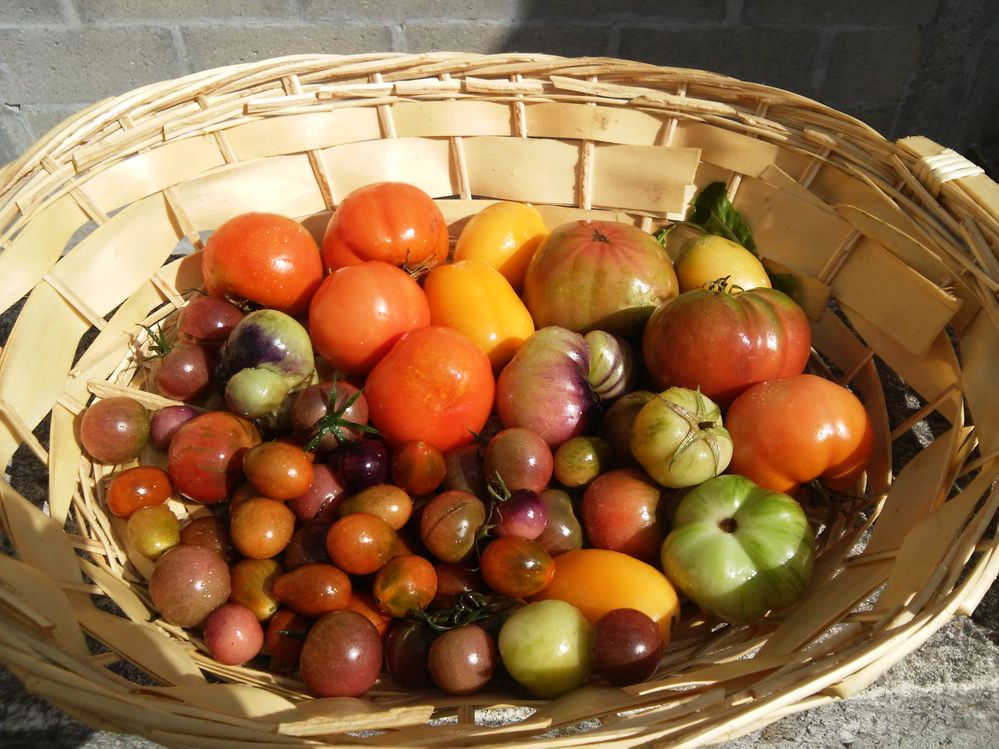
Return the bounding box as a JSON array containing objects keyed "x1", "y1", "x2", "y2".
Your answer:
[
  {"x1": 661, "y1": 474, "x2": 815, "y2": 624},
  {"x1": 630, "y1": 387, "x2": 732, "y2": 488},
  {"x1": 498, "y1": 599, "x2": 592, "y2": 698}
]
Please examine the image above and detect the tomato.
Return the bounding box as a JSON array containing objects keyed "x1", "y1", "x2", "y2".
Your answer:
[
  {"x1": 672, "y1": 234, "x2": 771, "y2": 293},
  {"x1": 453, "y1": 201, "x2": 548, "y2": 289},
  {"x1": 325, "y1": 513, "x2": 397, "y2": 575},
  {"x1": 661, "y1": 474, "x2": 815, "y2": 624},
  {"x1": 581, "y1": 469, "x2": 666, "y2": 563},
  {"x1": 642, "y1": 286, "x2": 811, "y2": 407},
  {"x1": 423, "y1": 260, "x2": 535, "y2": 371},
  {"x1": 531, "y1": 548, "x2": 680, "y2": 642},
  {"x1": 230, "y1": 497, "x2": 296, "y2": 559},
  {"x1": 523, "y1": 220, "x2": 678, "y2": 338},
  {"x1": 167, "y1": 411, "x2": 261, "y2": 504},
  {"x1": 338, "y1": 484, "x2": 413, "y2": 530},
  {"x1": 373, "y1": 554, "x2": 438, "y2": 618},
  {"x1": 79, "y1": 397, "x2": 150, "y2": 465},
  {"x1": 389, "y1": 441, "x2": 446, "y2": 496},
  {"x1": 243, "y1": 441, "x2": 314, "y2": 500},
  {"x1": 272, "y1": 563, "x2": 352, "y2": 618},
  {"x1": 725, "y1": 374, "x2": 875, "y2": 494},
  {"x1": 480, "y1": 536, "x2": 555, "y2": 599},
  {"x1": 321, "y1": 182, "x2": 448, "y2": 272},
  {"x1": 202, "y1": 212, "x2": 323, "y2": 316},
  {"x1": 365, "y1": 326, "x2": 495, "y2": 452},
  {"x1": 308, "y1": 260, "x2": 431, "y2": 375},
  {"x1": 630, "y1": 388, "x2": 733, "y2": 489},
  {"x1": 106, "y1": 466, "x2": 172, "y2": 518}
]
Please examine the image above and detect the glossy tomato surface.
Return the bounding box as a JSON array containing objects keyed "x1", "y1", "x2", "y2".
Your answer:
[
  {"x1": 365, "y1": 326, "x2": 495, "y2": 452},
  {"x1": 202, "y1": 212, "x2": 323, "y2": 316},
  {"x1": 308, "y1": 260, "x2": 431, "y2": 375},
  {"x1": 642, "y1": 286, "x2": 811, "y2": 407},
  {"x1": 166, "y1": 411, "x2": 261, "y2": 504},
  {"x1": 453, "y1": 200, "x2": 548, "y2": 289},
  {"x1": 321, "y1": 182, "x2": 449, "y2": 271},
  {"x1": 725, "y1": 374, "x2": 875, "y2": 493}
]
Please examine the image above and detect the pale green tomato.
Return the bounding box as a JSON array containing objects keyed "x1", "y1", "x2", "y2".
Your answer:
[
  {"x1": 630, "y1": 387, "x2": 732, "y2": 488},
  {"x1": 661, "y1": 474, "x2": 814, "y2": 624},
  {"x1": 498, "y1": 599, "x2": 592, "y2": 698}
]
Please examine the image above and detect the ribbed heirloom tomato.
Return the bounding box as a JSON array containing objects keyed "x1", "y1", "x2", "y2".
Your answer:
[
  {"x1": 364, "y1": 326, "x2": 495, "y2": 453},
  {"x1": 202, "y1": 212, "x2": 323, "y2": 316},
  {"x1": 321, "y1": 182, "x2": 449, "y2": 272}
]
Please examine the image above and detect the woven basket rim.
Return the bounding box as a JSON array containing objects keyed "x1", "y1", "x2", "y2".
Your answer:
[{"x1": 0, "y1": 51, "x2": 997, "y2": 749}]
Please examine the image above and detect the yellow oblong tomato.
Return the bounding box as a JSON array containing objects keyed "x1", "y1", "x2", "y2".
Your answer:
[
  {"x1": 453, "y1": 201, "x2": 548, "y2": 289},
  {"x1": 530, "y1": 548, "x2": 681, "y2": 643},
  {"x1": 673, "y1": 234, "x2": 770, "y2": 293},
  {"x1": 423, "y1": 260, "x2": 535, "y2": 371}
]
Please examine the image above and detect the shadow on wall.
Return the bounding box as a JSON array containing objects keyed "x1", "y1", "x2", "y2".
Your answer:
[{"x1": 495, "y1": 0, "x2": 998, "y2": 177}]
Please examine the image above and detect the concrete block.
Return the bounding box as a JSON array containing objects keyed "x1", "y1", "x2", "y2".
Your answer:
[
  {"x1": 0, "y1": 27, "x2": 183, "y2": 105},
  {"x1": 405, "y1": 22, "x2": 610, "y2": 58},
  {"x1": 79, "y1": 0, "x2": 294, "y2": 21},
  {"x1": 822, "y1": 28, "x2": 923, "y2": 102},
  {"x1": 0, "y1": 107, "x2": 34, "y2": 165},
  {"x1": 183, "y1": 25, "x2": 395, "y2": 72},
  {"x1": 301, "y1": 0, "x2": 515, "y2": 22},
  {"x1": 744, "y1": 0, "x2": 941, "y2": 26},
  {"x1": 620, "y1": 26, "x2": 824, "y2": 96},
  {"x1": 510, "y1": 1, "x2": 726, "y2": 22},
  {"x1": 1, "y1": 1, "x2": 67, "y2": 23}
]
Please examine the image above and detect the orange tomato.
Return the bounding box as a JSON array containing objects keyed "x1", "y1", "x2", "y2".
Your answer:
[
  {"x1": 364, "y1": 326, "x2": 495, "y2": 452},
  {"x1": 308, "y1": 260, "x2": 431, "y2": 375},
  {"x1": 453, "y1": 201, "x2": 547, "y2": 289},
  {"x1": 423, "y1": 260, "x2": 535, "y2": 371},
  {"x1": 202, "y1": 212, "x2": 323, "y2": 316},
  {"x1": 321, "y1": 182, "x2": 449, "y2": 271},
  {"x1": 530, "y1": 548, "x2": 681, "y2": 642}
]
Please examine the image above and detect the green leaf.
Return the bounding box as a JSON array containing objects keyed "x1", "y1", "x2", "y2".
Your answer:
[{"x1": 687, "y1": 181, "x2": 758, "y2": 254}]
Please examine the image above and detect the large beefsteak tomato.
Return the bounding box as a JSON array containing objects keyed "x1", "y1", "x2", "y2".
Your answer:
[
  {"x1": 523, "y1": 220, "x2": 678, "y2": 339},
  {"x1": 641, "y1": 286, "x2": 811, "y2": 407}
]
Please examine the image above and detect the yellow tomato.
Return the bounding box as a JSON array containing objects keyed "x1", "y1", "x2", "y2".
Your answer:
[
  {"x1": 423, "y1": 260, "x2": 535, "y2": 371},
  {"x1": 673, "y1": 234, "x2": 771, "y2": 293},
  {"x1": 530, "y1": 548, "x2": 681, "y2": 642},
  {"x1": 453, "y1": 201, "x2": 548, "y2": 289}
]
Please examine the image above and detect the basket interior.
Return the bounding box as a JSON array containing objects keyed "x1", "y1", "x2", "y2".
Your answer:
[{"x1": 0, "y1": 53, "x2": 997, "y2": 748}]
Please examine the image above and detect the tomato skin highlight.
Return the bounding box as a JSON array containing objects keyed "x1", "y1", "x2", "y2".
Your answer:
[
  {"x1": 642, "y1": 286, "x2": 811, "y2": 407},
  {"x1": 308, "y1": 260, "x2": 431, "y2": 376},
  {"x1": 321, "y1": 182, "x2": 448, "y2": 271},
  {"x1": 364, "y1": 326, "x2": 495, "y2": 453},
  {"x1": 725, "y1": 374, "x2": 875, "y2": 494},
  {"x1": 202, "y1": 212, "x2": 323, "y2": 316}
]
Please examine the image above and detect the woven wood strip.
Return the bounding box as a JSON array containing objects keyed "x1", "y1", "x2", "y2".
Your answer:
[{"x1": 0, "y1": 53, "x2": 996, "y2": 748}]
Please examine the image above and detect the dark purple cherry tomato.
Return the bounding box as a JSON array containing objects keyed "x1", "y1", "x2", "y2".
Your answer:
[
  {"x1": 591, "y1": 608, "x2": 663, "y2": 686},
  {"x1": 338, "y1": 438, "x2": 388, "y2": 491}
]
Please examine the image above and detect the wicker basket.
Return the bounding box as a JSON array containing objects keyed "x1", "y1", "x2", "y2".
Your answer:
[{"x1": 0, "y1": 52, "x2": 997, "y2": 748}]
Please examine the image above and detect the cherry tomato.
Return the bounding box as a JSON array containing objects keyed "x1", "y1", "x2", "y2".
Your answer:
[
  {"x1": 419, "y1": 490, "x2": 487, "y2": 564},
  {"x1": 483, "y1": 427, "x2": 553, "y2": 493},
  {"x1": 176, "y1": 294, "x2": 245, "y2": 349},
  {"x1": 365, "y1": 326, "x2": 495, "y2": 452},
  {"x1": 166, "y1": 411, "x2": 260, "y2": 504},
  {"x1": 151, "y1": 341, "x2": 214, "y2": 402},
  {"x1": 106, "y1": 466, "x2": 172, "y2": 518},
  {"x1": 672, "y1": 234, "x2": 771, "y2": 294},
  {"x1": 453, "y1": 201, "x2": 548, "y2": 289},
  {"x1": 373, "y1": 554, "x2": 437, "y2": 618},
  {"x1": 346, "y1": 590, "x2": 393, "y2": 637},
  {"x1": 325, "y1": 513, "x2": 398, "y2": 575},
  {"x1": 229, "y1": 558, "x2": 282, "y2": 621},
  {"x1": 423, "y1": 260, "x2": 535, "y2": 371},
  {"x1": 338, "y1": 484, "x2": 413, "y2": 530},
  {"x1": 321, "y1": 182, "x2": 448, "y2": 272},
  {"x1": 179, "y1": 515, "x2": 237, "y2": 562},
  {"x1": 308, "y1": 260, "x2": 431, "y2": 375},
  {"x1": 480, "y1": 537, "x2": 555, "y2": 599},
  {"x1": 725, "y1": 374, "x2": 875, "y2": 493},
  {"x1": 243, "y1": 441, "x2": 314, "y2": 500},
  {"x1": 265, "y1": 608, "x2": 311, "y2": 667},
  {"x1": 390, "y1": 440, "x2": 447, "y2": 496},
  {"x1": 229, "y1": 497, "x2": 296, "y2": 560},
  {"x1": 79, "y1": 396, "x2": 150, "y2": 465},
  {"x1": 202, "y1": 212, "x2": 323, "y2": 316},
  {"x1": 272, "y1": 563, "x2": 352, "y2": 617}
]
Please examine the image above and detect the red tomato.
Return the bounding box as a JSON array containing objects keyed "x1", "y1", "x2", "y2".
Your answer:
[
  {"x1": 308, "y1": 261, "x2": 431, "y2": 375},
  {"x1": 642, "y1": 286, "x2": 811, "y2": 407},
  {"x1": 166, "y1": 411, "x2": 261, "y2": 504},
  {"x1": 364, "y1": 326, "x2": 495, "y2": 452},
  {"x1": 202, "y1": 212, "x2": 323, "y2": 316},
  {"x1": 725, "y1": 374, "x2": 875, "y2": 493},
  {"x1": 321, "y1": 182, "x2": 449, "y2": 272}
]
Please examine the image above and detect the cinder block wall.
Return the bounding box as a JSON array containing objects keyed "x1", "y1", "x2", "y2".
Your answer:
[{"x1": 1, "y1": 0, "x2": 996, "y2": 171}]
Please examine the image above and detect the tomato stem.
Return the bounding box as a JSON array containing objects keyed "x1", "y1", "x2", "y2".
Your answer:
[
  {"x1": 305, "y1": 372, "x2": 381, "y2": 451},
  {"x1": 411, "y1": 591, "x2": 515, "y2": 632}
]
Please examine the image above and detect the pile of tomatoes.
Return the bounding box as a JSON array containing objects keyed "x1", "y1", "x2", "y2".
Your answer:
[{"x1": 78, "y1": 181, "x2": 875, "y2": 700}]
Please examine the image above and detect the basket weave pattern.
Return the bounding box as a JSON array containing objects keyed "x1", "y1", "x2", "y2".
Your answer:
[{"x1": 0, "y1": 53, "x2": 997, "y2": 747}]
